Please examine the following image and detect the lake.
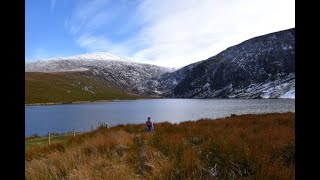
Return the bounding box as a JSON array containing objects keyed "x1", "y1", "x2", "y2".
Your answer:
[{"x1": 25, "y1": 99, "x2": 295, "y2": 136}]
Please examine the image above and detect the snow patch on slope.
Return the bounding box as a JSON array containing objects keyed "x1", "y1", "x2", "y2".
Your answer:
[
  {"x1": 280, "y1": 88, "x2": 295, "y2": 99},
  {"x1": 38, "y1": 52, "x2": 130, "y2": 62}
]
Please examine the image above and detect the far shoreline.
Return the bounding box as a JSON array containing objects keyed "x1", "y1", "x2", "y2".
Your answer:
[
  {"x1": 25, "y1": 97, "x2": 295, "y2": 106},
  {"x1": 25, "y1": 97, "x2": 162, "y2": 106}
]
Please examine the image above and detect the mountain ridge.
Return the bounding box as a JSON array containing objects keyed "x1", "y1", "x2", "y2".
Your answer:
[
  {"x1": 25, "y1": 53, "x2": 172, "y2": 95},
  {"x1": 147, "y1": 28, "x2": 295, "y2": 99},
  {"x1": 29, "y1": 52, "x2": 130, "y2": 62},
  {"x1": 25, "y1": 28, "x2": 295, "y2": 100}
]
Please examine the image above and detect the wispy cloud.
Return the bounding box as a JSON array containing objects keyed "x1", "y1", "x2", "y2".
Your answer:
[
  {"x1": 50, "y1": 0, "x2": 56, "y2": 12},
  {"x1": 65, "y1": 0, "x2": 114, "y2": 35},
  {"x1": 34, "y1": 48, "x2": 50, "y2": 60},
  {"x1": 126, "y1": 0, "x2": 295, "y2": 67},
  {"x1": 27, "y1": 48, "x2": 53, "y2": 61},
  {"x1": 76, "y1": 34, "x2": 111, "y2": 52},
  {"x1": 65, "y1": 0, "x2": 138, "y2": 55}
]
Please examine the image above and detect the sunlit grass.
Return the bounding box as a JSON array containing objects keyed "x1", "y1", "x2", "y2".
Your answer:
[
  {"x1": 25, "y1": 133, "x2": 72, "y2": 150},
  {"x1": 25, "y1": 72, "x2": 146, "y2": 104},
  {"x1": 26, "y1": 112, "x2": 295, "y2": 179}
]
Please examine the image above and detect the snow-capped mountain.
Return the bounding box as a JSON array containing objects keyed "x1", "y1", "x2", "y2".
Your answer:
[
  {"x1": 25, "y1": 52, "x2": 172, "y2": 92},
  {"x1": 148, "y1": 28, "x2": 295, "y2": 99},
  {"x1": 25, "y1": 52, "x2": 131, "y2": 72},
  {"x1": 26, "y1": 28, "x2": 295, "y2": 99},
  {"x1": 52, "y1": 52, "x2": 130, "y2": 62}
]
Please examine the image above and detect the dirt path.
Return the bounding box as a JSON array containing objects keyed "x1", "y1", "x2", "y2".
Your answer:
[{"x1": 136, "y1": 134, "x2": 149, "y2": 176}]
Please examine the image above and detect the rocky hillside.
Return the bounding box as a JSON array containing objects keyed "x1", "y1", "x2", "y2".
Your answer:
[
  {"x1": 25, "y1": 52, "x2": 172, "y2": 95},
  {"x1": 25, "y1": 72, "x2": 147, "y2": 104},
  {"x1": 151, "y1": 28, "x2": 295, "y2": 98}
]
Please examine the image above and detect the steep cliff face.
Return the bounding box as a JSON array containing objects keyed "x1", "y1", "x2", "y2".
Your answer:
[{"x1": 154, "y1": 28, "x2": 295, "y2": 98}]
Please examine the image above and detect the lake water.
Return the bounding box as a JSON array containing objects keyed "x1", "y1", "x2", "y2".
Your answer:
[{"x1": 25, "y1": 99, "x2": 295, "y2": 136}]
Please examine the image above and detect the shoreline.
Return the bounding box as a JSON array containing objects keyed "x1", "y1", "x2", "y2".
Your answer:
[
  {"x1": 25, "y1": 100, "x2": 113, "y2": 106},
  {"x1": 26, "y1": 112, "x2": 295, "y2": 179},
  {"x1": 25, "y1": 97, "x2": 294, "y2": 106},
  {"x1": 25, "y1": 97, "x2": 162, "y2": 106},
  {"x1": 25, "y1": 112, "x2": 295, "y2": 138}
]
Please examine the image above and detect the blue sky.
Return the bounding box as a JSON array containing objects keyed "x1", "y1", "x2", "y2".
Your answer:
[{"x1": 26, "y1": 0, "x2": 295, "y2": 67}]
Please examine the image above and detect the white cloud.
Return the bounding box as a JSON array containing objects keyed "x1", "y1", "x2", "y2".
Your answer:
[
  {"x1": 126, "y1": 0, "x2": 295, "y2": 67},
  {"x1": 50, "y1": 0, "x2": 56, "y2": 11}
]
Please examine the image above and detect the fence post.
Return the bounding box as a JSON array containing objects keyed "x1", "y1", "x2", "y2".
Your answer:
[
  {"x1": 73, "y1": 129, "x2": 75, "y2": 138},
  {"x1": 48, "y1": 133, "x2": 51, "y2": 145}
]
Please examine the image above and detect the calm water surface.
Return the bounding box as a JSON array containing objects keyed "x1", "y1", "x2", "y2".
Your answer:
[{"x1": 25, "y1": 99, "x2": 295, "y2": 136}]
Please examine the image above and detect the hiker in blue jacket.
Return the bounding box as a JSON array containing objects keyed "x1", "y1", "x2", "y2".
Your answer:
[{"x1": 146, "y1": 117, "x2": 154, "y2": 134}]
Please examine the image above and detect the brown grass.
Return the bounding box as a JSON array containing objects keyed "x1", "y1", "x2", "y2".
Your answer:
[{"x1": 26, "y1": 112, "x2": 295, "y2": 179}]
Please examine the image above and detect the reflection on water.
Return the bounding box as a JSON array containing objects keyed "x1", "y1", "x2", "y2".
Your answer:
[{"x1": 25, "y1": 99, "x2": 295, "y2": 136}]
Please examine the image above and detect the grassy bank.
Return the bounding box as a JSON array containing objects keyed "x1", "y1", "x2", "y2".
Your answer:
[
  {"x1": 25, "y1": 72, "x2": 148, "y2": 104},
  {"x1": 26, "y1": 112, "x2": 295, "y2": 179},
  {"x1": 25, "y1": 132, "x2": 82, "y2": 150}
]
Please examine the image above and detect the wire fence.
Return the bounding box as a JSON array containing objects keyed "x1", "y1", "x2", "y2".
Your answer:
[{"x1": 26, "y1": 122, "x2": 109, "y2": 147}]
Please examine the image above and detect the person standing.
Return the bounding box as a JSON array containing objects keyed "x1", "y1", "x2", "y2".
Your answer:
[{"x1": 146, "y1": 117, "x2": 153, "y2": 134}]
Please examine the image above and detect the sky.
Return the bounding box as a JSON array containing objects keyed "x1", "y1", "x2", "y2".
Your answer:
[{"x1": 26, "y1": 0, "x2": 295, "y2": 68}]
